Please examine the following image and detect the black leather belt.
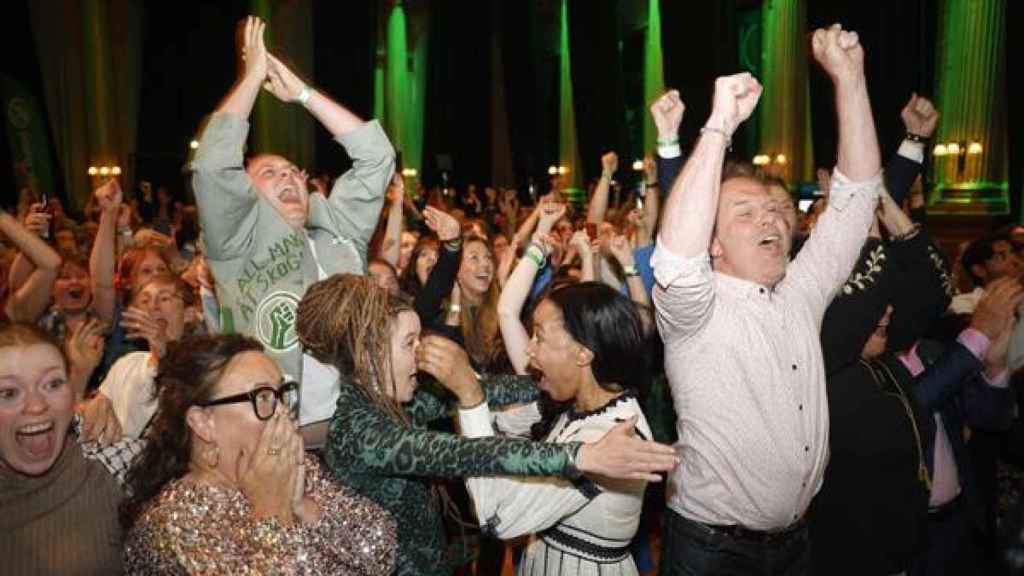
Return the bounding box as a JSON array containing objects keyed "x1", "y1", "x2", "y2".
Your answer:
[
  {"x1": 701, "y1": 516, "x2": 807, "y2": 545},
  {"x1": 927, "y1": 492, "x2": 963, "y2": 521}
]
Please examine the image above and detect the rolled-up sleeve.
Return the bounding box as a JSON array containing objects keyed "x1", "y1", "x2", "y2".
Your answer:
[
  {"x1": 651, "y1": 245, "x2": 715, "y2": 344},
  {"x1": 788, "y1": 170, "x2": 882, "y2": 316}
]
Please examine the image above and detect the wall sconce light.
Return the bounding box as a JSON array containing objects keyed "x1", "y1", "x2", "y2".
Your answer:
[
  {"x1": 752, "y1": 154, "x2": 770, "y2": 166},
  {"x1": 190, "y1": 140, "x2": 200, "y2": 150},
  {"x1": 99, "y1": 166, "x2": 110, "y2": 176},
  {"x1": 774, "y1": 154, "x2": 787, "y2": 165},
  {"x1": 111, "y1": 166, "x2": 122, "y2": 176},
  {"x1": 557, "y1": 166, "x2": 569, "y2": 176},
  {"x1": 631, "y1": 160, "x2": 644, "y2": 171},
  {"x1": 548, "y1": 165, "x2": 558, "y2": 176},
  {"x1": 932, "y1": 143, "x2": 948, "y2": 156},
  {"x1": 967, "y1": 142, "x2": 983, "y2": 155},
  {"x1": 87, "y1": 166, "x2": 98, "y2": 176},
  {"x1": 401, "y1": 168, "x2": 418, "y2": 178}
]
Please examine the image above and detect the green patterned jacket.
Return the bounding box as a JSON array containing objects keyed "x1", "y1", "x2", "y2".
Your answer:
[{"x1": 326, "y1": 375, "x2": 579, "y2": 576}]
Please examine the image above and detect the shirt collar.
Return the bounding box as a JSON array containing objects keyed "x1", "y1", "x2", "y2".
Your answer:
[{"x1": 714, "y1": 270, "x2": 778, "y2": 301}]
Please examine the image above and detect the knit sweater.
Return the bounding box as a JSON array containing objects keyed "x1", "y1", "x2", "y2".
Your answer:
[{"x1": 0, "y1": 438, "x2": 125, "y2": 575}]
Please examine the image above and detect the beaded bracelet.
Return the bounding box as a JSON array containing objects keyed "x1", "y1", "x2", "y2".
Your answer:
[
  {"x1": 700, "y1": 125, "x2": 732, "y2": 148},
  {"x1": 524, "y1": 244, "x2": 546, "y2": 268}
]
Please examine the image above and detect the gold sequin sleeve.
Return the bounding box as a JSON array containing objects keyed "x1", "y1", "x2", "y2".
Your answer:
[{"x1": 123, "y1": 455, "x2": 397, "y2": 575}]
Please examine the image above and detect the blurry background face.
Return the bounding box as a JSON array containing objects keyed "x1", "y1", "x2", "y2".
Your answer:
[
  {"x1": 132, "y1": 280, "x2": 187, "y2": 341},
  {"x1": 491, "y1": 234, "x2": 510, "y2": 261},
  {"x1": 399, "y1": 232, "x2": 418, "y2": 272},
  {"x1": 199, "y1": 351, "x2": 285, "y2": 482},
  {"x1": 981, "y1": 240, "x2": 1022, "y2": 284},
  {"x1": 861, "y1": 305, "x2": 893, "y2": 359},
  {"x1": 767, "y1": 185, "x2": 798, "y2": 238},
  {"x1": 54, "y1": 262, "x2": 92, "y2": 313},
  {"x1": 369, "y1": 261, "x2": 401, "y2": 297},
  {"x1": 387, "y1": 310, "x2": 421, "y2": 403},
  {"x1": 131, "y1": 251, "x2": 170, "y2": 291},
  {"x1": 415, "y1": 244, "x2": 439, "y2": 286},
  {"x1": 457, "y1": 240, "x2": 494, "y2": 300},
  {"x1": 54, "y1": 229, "x2": 79, "y2": 259},
  {"x1": 0, "y1": 343, "x2": 73, "y2": 477}
]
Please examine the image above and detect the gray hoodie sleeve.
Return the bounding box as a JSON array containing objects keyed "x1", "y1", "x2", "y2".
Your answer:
[{"x1": 191, "y1": 113, "x2": 259, "y2": 261}]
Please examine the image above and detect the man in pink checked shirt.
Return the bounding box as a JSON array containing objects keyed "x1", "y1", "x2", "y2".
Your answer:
[{"x1": 651, "y1": 24, "x2": 883, "y2": 575}]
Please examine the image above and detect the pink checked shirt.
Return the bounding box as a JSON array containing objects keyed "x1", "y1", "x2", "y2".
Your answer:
[{"x1": 652, "y1": 171, "x2": 881, "y2": 530}]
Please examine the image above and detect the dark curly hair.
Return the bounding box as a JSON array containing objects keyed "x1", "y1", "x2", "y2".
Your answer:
[{"x1": 120, "y1": 333, "x2": 263, "y2": 529}]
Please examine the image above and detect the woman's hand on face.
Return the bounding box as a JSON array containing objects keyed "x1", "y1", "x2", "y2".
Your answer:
[
  {"x1": 416, "y1": 335, "x2": 484, "y2": 407},
  {"x1": 576, "y1": 416, "x2": 679, "y2": 481},
  {"x1": 236, "y1": 412, "x2": 301, "y2": 525}
]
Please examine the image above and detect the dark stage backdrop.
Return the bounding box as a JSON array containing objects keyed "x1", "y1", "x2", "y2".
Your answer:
[{"x1": 0, "y1": 0, "x2": 1018, "y2": 220}]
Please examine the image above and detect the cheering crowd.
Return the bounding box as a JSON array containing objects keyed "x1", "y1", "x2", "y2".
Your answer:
[{"x1": 2, "y1": 15, "x2": 1023, "y2": 576}]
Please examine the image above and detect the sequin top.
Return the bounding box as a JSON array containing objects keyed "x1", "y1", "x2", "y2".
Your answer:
[{"x1": 123, "y1": 455, "x2": 397, "y2": 575}]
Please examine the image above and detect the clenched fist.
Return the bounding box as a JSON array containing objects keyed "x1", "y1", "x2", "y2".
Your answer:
[
  {"x1": 812, "y1": 24, "x2": 865, "y2": 85},
  {"x1": 708, "y1": 73, "x2": 762, "y2": 136},
  {"x1": 650, "y1": 89, "x2": 685, "y2": 140},
  {"x1": 901, "y1": 93, "x2": 940, "y2": 138}
]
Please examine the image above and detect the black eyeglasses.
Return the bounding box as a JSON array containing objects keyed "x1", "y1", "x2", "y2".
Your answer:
[{"x1": 198, "y1": 381, "x2": 299, "y2": 421}]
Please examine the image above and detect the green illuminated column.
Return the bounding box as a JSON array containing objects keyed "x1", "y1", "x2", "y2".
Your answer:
[
  {"x1": 642, "y1": 0, "x2": 665, "y2": 153},
  {"x1": 558, "y1": 0, "x2": 582, "y2": 189},
  {"x1": 30, "y1": 0, "x2": 141, "y2": 212},
  {"x1": 373, "y1": 2, "x2": 427, "y2": 174},
  {"x1": 757, "y1": 0, "x2": 813, "y2": 183},
  {"x1": 930, "y1": 0, "x2": 1007, "y2": 214}
]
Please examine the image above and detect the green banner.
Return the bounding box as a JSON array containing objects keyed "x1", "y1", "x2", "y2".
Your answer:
[{"x1": 1, "y1": 75, "x2": 56, "y2": 198}]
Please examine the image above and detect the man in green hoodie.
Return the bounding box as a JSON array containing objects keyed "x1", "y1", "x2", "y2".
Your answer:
[{"x1": 192, "y1": 16, "x2": 395, "y2": 444}]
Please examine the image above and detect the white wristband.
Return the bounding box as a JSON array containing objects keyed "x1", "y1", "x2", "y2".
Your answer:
[{"x1": 297, "y1": 85, "x2": 312, "y2": 106}]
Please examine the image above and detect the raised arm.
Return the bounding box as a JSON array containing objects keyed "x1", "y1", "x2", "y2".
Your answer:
[
  {"x1": 650, "y1": 89, "x2": 686, "y2": 199},
  {"x1": 1, "y1": 211, "x2": 61, "y2": 323},
  {"x1": 215, "y1": 16, "x2": 266, "y2": 119},
  {"x1": 587, "y1": 152, "x2": 617, "y2": 224},
  {"x1": 658, "y1": 74, "x2": 760, "y2": 258},
  {"x1": 412, "y1": 208, "x2": 461, "y2": 324},
  {"x1": 377, "y1": 175, "x2": 405, "y2": 267},
  {"x1": 788, "y1": 25, "x2": 883, "y2": 308},
  {"x1": 265, "y1": 53, "x2": 364, "y2": 137},
  {"x1": 608, "y1": 233, "x2": 650, "y2": 310},
  {"x1": 262, "y1": 52, "x2": 393, "y2": 254},
  {"x1": 885, "y1": 93, "x2": 938, "y2": 205},
  {"x1": 90, "y1": 180, "x2": 122, "y2": 324},
  {"x1": 497, "y1": 202, "x2": 566, "y2": 374},
  {"x1": 191, "y1": 17, "x2": 268, "y2": 261},
  {"x1": 821, "y1": 25, "x2": 879, "y2": 181}
]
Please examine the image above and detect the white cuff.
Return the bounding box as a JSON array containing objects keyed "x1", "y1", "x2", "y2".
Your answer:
[
  {"x1": 458, "y1": 402, "x2": 495, "y2": 438},
  {"x1": 657, "y1": 144, "x2": 682, "y2": 159},
  {"x1": 897, "y1": 140, "x2": 925, "y2": 164}
]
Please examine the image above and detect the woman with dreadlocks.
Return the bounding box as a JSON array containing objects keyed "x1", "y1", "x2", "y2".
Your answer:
[{"x1": 295, "y1": 274, "x2": 678, "y2": 576}]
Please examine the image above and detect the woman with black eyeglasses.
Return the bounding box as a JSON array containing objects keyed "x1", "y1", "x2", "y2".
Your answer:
[{"x1": 121, "y1": 333, "x2": 398, "y2": 575}]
